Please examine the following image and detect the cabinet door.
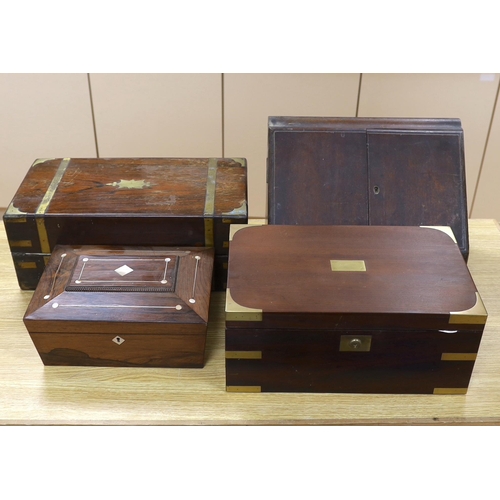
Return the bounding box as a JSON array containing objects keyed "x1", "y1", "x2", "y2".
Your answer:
[
  {"x1": 269, "y1": 130, "x2": 368, "y2": 225},
  {"x1": 358, "y1": 73, "x2": 499, "y2": 212},
  {"x1": 367, "y1": 130, "x2": 468, "y2": 258},
  {"x1": 224, "y1": 73, "x2": 360, "y2": 218}
]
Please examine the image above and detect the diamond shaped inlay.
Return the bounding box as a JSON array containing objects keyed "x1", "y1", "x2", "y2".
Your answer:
[{"x1": 115, "y1": 264, "x2": 134, "y2": 276}]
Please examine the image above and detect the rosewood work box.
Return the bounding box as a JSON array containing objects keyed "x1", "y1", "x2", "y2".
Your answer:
[
  {"x1": 225, "y1": 225, "x2": 487, "y2": 394},
  {"x1": 24, "y1": 245, "x2": 214, "y2": 367},
  {"x1": 267, "y1": 117, "x2": 469, "y2": 260},
  {"x1": 4, "y1": 157, "x2": 247, "y2": 290}
]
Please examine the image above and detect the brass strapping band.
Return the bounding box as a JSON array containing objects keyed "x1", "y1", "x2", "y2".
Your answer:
[
  {"x1": 17, "y1": 262, "x2": 37, "y2": 269},
  {"x1": 441, "y1": 353, "x2": 477, "y2": 361},
  {"x1": 35, "y1": 158, "x2": 70, "y2": 253},
  {"x1": 226, "y1": 386, "x2": 262, "y2": 393},
  {"x1": 36, "y1": 158, "x2": 70, "y2": 215},
  {"x1": 10, "y1": 240, "x2": 32, "y2": 248},
  {"x1": 433, "y1": 388, "x2": 468, "y2": 395},
  {"x1": 5, "y1": 217, "x2": 27, "y2": 223},
  {"x1": 203, "y1": 158, "x2": 217, "y2": 247},
  {"x1": 204, "y1": 219, "x2": 214, "y2": 248},
  {"x1": 36, "y1": 219, "x2": 50, "y2": 254},
  {"x1": 225, "y1": 351, "x2": 262, "y2": 360}
]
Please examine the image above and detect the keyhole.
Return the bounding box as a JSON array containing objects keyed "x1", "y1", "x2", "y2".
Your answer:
[
  {"x1": 350, "y1": 339, "x2": 362, "y2": 349},
  {"x1": 373, "y1": 185, "x2": 380, "y2": 195}
]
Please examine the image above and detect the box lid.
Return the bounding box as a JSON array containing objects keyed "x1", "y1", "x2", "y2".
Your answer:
[
  {"x1": 267, "y1": 117, "x2": 469, "y2": 260},
  {"x1": 24, "y1": 245, "x2": 214, "y2": 334},
  {"x1": 5, "y1": 157, "x2": 247, "y2": 218},
  {"x1": 225, "y1": 225, "x2": 486, "y2": 330}
]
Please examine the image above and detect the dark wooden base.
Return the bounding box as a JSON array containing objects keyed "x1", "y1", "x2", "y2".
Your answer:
[
  {"x1": 225, "y1": 328, "x2": 483, "y2": 394},
  {"x1": 31, "y1": 332, "x2": 206, "y2": 368}
]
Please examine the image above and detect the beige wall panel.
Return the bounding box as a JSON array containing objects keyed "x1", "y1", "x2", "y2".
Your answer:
[
  {"x1": 90, "y1": 74, "x2": 222, "y2": 158},
  {"x1": 471, "y1": 94, "x2": 500, "y2": 221},
  {"x1": 224, "y1": 73, "x2": 360, "y2": 218},
  {"x1": 358, "y1": 73, "x2": 499, "y2": 213},
  {"x1": 0, "y1": 74, "x2": 96, "y2": 208}
]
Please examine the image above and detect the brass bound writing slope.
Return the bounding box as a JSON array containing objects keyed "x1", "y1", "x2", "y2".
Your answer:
[
  {"x1": 4, "y1": 157, "x2": 247, "y2": 290},
  {"x1": 225, "y1": 225, "x2": 486, "y2": 394}
]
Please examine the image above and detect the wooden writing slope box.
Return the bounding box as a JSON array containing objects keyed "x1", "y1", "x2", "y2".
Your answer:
[
  {"x1": 225, "y1": 225, "x2": 487, "y2": 394},
  {"x1": 24, "y1": 245, "x2": 214, "y2": 367},
  {"x1": 3, "y1": 157, "x2": 247, "y2": 291},
  {"x1": 267, "y1": 117, "x2": 469, "y2": 260}
]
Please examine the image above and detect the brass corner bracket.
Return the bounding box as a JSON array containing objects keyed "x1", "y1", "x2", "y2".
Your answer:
[
  {"x1": 229, "y1": 223, "x2": 264, "y2": 241},
  {"x1": 225, "y1": 288, "x2": 262, "y2": 322},
  {"x1": 229, "y1": 157, "x2": 247, "y2": 167},
  {"x1": 449, "y1": 292, "x2": 487, "y2": 325},
  {"x1": 420, "y1": 226, "x2": 457, "y2": 243}
]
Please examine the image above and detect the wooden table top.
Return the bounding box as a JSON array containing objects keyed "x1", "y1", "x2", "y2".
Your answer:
[{"x1": 1, "y1": 220, "x2": 499, "y2": 425}]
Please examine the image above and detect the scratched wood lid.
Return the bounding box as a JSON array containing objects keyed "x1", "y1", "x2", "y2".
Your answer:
[
  {"x1": 226, "y1": 225, "x2": 485, "y2": 329},
  {"x1": 5, "y1": 157, "x2": 247, "y2": 217}
]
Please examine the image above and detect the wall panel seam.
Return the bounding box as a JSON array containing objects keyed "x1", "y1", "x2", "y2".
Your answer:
[
  {"x1": 87, "y1": 73, "x2": 100, "y2": 158},
  {"x1": 221, "y1": 73, "x2": 225, "y2": 157},
  {"x1": 355, "y1": 74, "x2": 363, "y2": 117},
  {"x1": 470, "y1": 75, "x2": 500, "y2": 215}
]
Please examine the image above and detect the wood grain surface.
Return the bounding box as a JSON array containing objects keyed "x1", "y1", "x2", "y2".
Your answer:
[
  {"x1": 4, "y1": 157, "x2": 247, "y2": 290},
  {"x1": 1, "y1": 220, "x2": 500, "y2": 425},
  {"x1": 227, "y1": 225, "x2": 477, "y2": 318},
  {"x1": 267, "y1": 117, "x2": 469, "y2": 260}
]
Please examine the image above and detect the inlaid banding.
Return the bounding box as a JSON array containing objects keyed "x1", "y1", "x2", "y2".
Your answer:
[
  {"x1": 67, "y1": 255, "x2": 179, "y2": 293},
  {"x1": 44, "y1": 253, "x2": 66, "y2": 300},
  {"x1": 161, "y1": 257, "x2": 171, "y2": 284},
  {"x1": 189, "y1": 255, "x2": 201, "y2": 304}
]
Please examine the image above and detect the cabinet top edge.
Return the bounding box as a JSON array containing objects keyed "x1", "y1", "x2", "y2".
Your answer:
[{"x1": 268, "y1": 116, "x2": 463, "y2": 132}]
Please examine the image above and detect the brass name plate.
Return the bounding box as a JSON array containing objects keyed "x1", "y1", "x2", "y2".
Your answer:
[{"x1": 330, "y1": 260, "x2": 366, "y2": 272}]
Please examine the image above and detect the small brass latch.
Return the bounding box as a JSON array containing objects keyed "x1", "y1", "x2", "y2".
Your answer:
[{"x1": 339, "y1": 335, "x2": 371, "y2": 352}]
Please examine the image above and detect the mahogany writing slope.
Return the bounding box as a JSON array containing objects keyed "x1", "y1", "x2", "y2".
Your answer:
[{"x1": 225, "y1": 225, "x2": 486, "y2": 394}]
